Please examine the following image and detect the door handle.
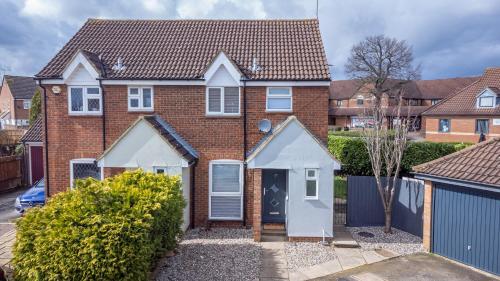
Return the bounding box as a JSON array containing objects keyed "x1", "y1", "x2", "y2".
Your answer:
[{"x1": 263, "y1": 188, "x2": 266, "y2": 196}]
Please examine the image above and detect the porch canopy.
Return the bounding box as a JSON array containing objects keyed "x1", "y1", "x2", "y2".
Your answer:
[
  {"x1": 246, "y1": 116, "x2": 340, "y2": 239},
  {"x1": 97, "y1": 115, "x2": 198, "y2": 172}
]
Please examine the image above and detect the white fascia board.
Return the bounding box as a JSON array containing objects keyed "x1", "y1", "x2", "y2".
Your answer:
[
  {"x1": 244, "y1": 81, "x2": 331, "y2": 86},
  {"x1": 101, "y1": 80, "x2": 205, "y2": 86},
  {"x1": 62, "y1": 51, "x2": 100, "y2": 81},
  {"x1": 204, "y1": 52, "x2": 242, "y2": 84}
]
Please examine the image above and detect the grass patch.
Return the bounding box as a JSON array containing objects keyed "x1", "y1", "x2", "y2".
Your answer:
[{"x1": 334, "y1": 176, "x2": 347, "y2": 199}]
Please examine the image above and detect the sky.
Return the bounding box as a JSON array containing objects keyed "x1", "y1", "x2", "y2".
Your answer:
[{"x1": 0, "y1": 0, "x2": 499, "y2": 80}]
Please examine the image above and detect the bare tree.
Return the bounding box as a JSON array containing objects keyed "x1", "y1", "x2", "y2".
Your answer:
[{"x1": 345, "y1": 35, "x2": 420, "y2": 233}]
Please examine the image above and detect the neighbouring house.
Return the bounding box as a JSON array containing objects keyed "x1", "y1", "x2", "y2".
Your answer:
[
  {"x1": 329, "y1": 77, "x2": 477, "y2": 130},
  {"x1": 20, "y1": 117, "x2": 43, "y2": 185},
  {"x1": 35, "y1": 19, "x2": 340, "y2": 241},
  {"x1": 0, "y1": 75, "x2": 37, "y2": 129},
  {"x1": 413, "y1": 137, "x2": 500, "y2": 276},
  {"x1": 422, "y1": 67, "x2": 500, "y2": 143}
]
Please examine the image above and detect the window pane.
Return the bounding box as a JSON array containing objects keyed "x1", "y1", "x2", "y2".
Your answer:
[
  {"x1": 87, "y1": 88, "x2": 100, "y2": 95},
  {"x1": 73, "y1": 162, "x2": 100, "y2": 181},
  {"x1": 476, "y1": 120, "x2": 489, "y2": 134},
  {"x1": 87, "y1": 98, "x2": 100, "y2": 112},
  {"x1": 439, "y1": 119, "x2": 450, "y2": 132},
  {"x1": 208, "y1": 88, "x2": 221, "y2": 112},
  {"x1": 267, "y1": 97, "x2": 291, "y2": 110},
  {"x1": 307, "y1": 170, "x2": 315, "y2": 178},
  {"x1": 224, "y1": 87, "x2": 239, "y2": 113},
  {"x1": 210, "y1": 196, "x2": 241, "y2": 218},
  {"x1": 156, "y1": 168, "x2": 165, "y2": 174},
  {"x1": 268, "y1": 88, "x2": 290, "y2": 96},
  {"x1": 130, "y1": 98, "x2": 139, "y2": 108},
  {"x1": 212, "y1": 164, "x2": 240, "y2": 192},
  {"x1": 479, "y1": 97, "x2": 494, "y2": 107},
  {"x1": 143, "y1": 89, "x2": 152, "y2": 108},
  {"x1": 306, "y1": 180, "x2": 317, "y2": 197},
  {"x1": 129, "y1": 88, "x2": 139, "y2": 95},
  {"x1": 70, "y1": 88, "x2": 83, "y2": 112}
]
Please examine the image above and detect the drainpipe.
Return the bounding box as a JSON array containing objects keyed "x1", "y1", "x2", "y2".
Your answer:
[
  {"x1": 98, "y1": 79, "x2": 106, "y2": 151},
  {"x1": 36, "y1": 79, "x2": 49, "y2": 197},
  {"x1": 190, "y1": 161, "x2": 197, "y2": 229},
  {"x1": 242, "y1": 79, "x2": 248, "y2": 227}
]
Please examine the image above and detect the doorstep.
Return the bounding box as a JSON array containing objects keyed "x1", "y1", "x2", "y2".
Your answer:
[{"x1": 332, "y1": 225, "x2": 360, "y2": 248}]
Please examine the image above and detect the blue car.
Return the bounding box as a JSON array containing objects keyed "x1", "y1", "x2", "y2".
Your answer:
[{"x1": 15, "y1": 179, "x2": 45, "y2": 213}]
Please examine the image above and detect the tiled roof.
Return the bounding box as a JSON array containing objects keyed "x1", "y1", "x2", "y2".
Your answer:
[
  {"x1": 36, "y1": 19, "x2": 330, "y2": 81},
  {"x1": 143, "y1": 115, "x2": 198, "y2": 164},
  {"x1": 423, "y1": 68, "x2": 500, "y2": 116},
  {"x1": 330, "y1": 77, "x2": 477, "y2": 100},
  {"x1": 20, "y1": 117, "x2": 42, "y2": 143},
  {"x1": 413, "y1": 137, "x2": 500, "y2": 187},
  {"x1": 2, "y1": 75, "x2": 36, "y2": 99},
  {"x1": 329, "y1": 106, "x2": 429, "y2": 117}
]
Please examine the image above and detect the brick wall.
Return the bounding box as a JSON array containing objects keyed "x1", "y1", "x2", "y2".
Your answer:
[
  {"x1": 14, "y1": 100, "x2": 29, "y2": 120},
  {"x1": 424, "y1": 116, "x2": 500, "y2": 143},
  {"x1": 422, "y1": 180, "x2": 433, "y2": 251},
  {"x1": 44, "y1": 84, "x2": 328, "y2": 227},
  {"x1": 0, "y1": 83, "x2": 13, "y2": 115}
]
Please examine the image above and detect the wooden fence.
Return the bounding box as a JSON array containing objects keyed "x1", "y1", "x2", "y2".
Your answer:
[{"x1": 0, "y1": 156, "x2": 22, "y2": 192}]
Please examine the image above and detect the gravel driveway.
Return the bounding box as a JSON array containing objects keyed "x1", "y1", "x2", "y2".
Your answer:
[
  {"x1": 348, "y1": 226, "x2": 424, "y2": 255},
  {"x1": 156, "y1": 228, "x2": 261, "y2": 281},
  {"x1": 285, "y1": 242, "x2": 337, "y2": 272}
]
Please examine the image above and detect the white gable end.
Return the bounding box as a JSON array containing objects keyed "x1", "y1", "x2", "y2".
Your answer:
[
  {"x1": 98, "y1": 119, "x2": 188, "y2": 170},
  {"x1": 204, "y1": 52, "x2": 241, "y2": 86},
  {"x1": 62, "y1": 51, "x2": 99, "y2": 85},
  {"x1": 476, "y1": 88, "x2": 498, "y2": 108}
]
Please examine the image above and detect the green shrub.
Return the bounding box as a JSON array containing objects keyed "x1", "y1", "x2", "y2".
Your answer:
[
  {"x1": 13, "y1": 170, "x2": 185, "y2": 281},
  {"x1": 334, "y1": 176, "x2": 347, "y2": 199},
  {"x1": 329, "y1": 134, "x2": 470, "y2": 176}
]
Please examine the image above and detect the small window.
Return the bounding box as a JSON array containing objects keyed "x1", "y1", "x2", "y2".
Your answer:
[
  {"x1": 305, "y1": 169, "x2": 319, "y2": 199},
  {"x1": 206, "y1": 87, "x2": 240, "y2": 116},
  {"x1": 70, "y1": 159, "x2": 102, "y2": 188},
  {"x1": 23, "y1": 100, "x2": 31, "y2": 109},
  {"x1": 209, "y1": 160, "x2": 243, "y2": 220},
  {"x1": 68, "y1": 86, "x2": 102, "y2": 115},
  {"x1": 475, "y1": 119, "x2": 489, "y2": 134},
  {"x1": 431, "y1": 99, "x2": 439, "y2": 105},
  {"x1": 128, "y1": 87, "x2": 154, "y2": 111},
  {"x1": 266, "y1": 87, "x2": 292, "y2": 112},
  {"x1": 336, "y1": 100, "x2": 342, "y2": 106},
  {"x1": 438, "y1": 119, "x2": 450, "y2": 133},
  {"x1": 154, "y1": 167, "x2": 166, "y2": 174},
  {"x1": 356, "y1": 95, "x2": 364, "y2": 106},
  {"x1": 478, "y1": 96, "x2": 494, "y2": 108}
]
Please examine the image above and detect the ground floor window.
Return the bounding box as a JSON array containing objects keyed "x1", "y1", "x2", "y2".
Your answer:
[
  {"x1": 70, "y1": 159, "x2": 102, "y2": 188},
  {"x1": 209, "y1": 160, "x2": 243, "y2": 220},
  {"x1": 351, "y1": 117, "x2": 374, "y2": 128},
  {"x1": 438, "y1": 119, "x2": 450, "y2": 133},
  {"x1": 305, "y1": 168, "x2": 319, "y2": 199},
  {"x1": 475, "y1": 119, "x2": 489, "y2": 134}
]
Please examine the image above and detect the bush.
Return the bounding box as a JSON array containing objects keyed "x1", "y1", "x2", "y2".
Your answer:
[
  {"x1": 13, "y1": 170, "x2": 185, "y2": 281},
  {"x1": 334, "y1": 176, "x2": 347, "y2": 199},
  {"x1": 329, "y1": 135, "x2": 470, "y2": 176}
]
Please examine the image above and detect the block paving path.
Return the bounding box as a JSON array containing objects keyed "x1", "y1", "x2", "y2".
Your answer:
[{"x1": 0, "y1": 224, "x2": 16, "y2": 277}]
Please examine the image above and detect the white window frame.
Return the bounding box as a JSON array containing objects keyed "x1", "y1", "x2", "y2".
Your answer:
[
  {"x1": 438, "y1": 119, "x2": 450, "y2": 133},
  {"x1": 208, "y1": 160, "x2": 243, "y2": 220},
  {"x1": 153, "y1": 166, "x2": 167, "y2": 174},
  {"x1": 206, "y1": 87, "x2": 241, "y2": 116},
  {"x1": 69, "y1": 158, "x2": 103, "y2": 188},
  {"x1": 431, "y1": 99, "x2": 439, "y2": 105},
  {"x1": 23, "y1": 100, "x2": 31, "y2": 109},
  {"x1": 266, "y1": 87, "x2": 292, "y2": 112},
  {"x1": 478, "y1": 96, "x2": 494, "y2": 108},
  {"x1": 356, "y1": 95, "x2": 364, "y2": 106},
  {"x1": 128, "y1": 86, "x2": 154, "y2": 111},
  {"x1": 305, "y1": 168, "x2": 319, "y2": 200},
  {"x1": 68, "y1": 86, "x2": 102, "y2": 115}
]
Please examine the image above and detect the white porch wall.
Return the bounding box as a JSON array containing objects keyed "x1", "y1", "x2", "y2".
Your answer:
[{"x1": 247, "y1": 120, "x2": 340, "y2": 238}]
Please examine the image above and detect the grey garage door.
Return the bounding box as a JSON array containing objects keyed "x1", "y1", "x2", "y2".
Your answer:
[{"x1": 432, "y1": 183, "x2": 500, "y2": 275}]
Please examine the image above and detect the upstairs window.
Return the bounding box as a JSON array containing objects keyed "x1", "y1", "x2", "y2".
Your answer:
[
  {"x1": 206, "y1": 87, "x2": 240, "y2": 116},
  {"x1": 128, "y1": 87, "x2": 153, "y2": 111},
  {"x1": 475, "y1": 119, "x2": 489, "y2": 134},
  {"x1": 23, "y1": 100, "x2": 31, "y2": 109},
  {"x1": 431, "y1": 99, "x2": 439, "y2": 105},
  {"x1": 336, "y1": 100, "x2": 342, "y2": 106},
  {"x1": 266, "y1": 87, "x2": 292, "y2": 112},
  {"x1": 356, "y1": 95, "x2": 364, "y2": 106},
  {"x1": 70, "y1": 158, "x2": 102, "y2": 188},
  {"x1": 438, "y1": 119, "x2": 450, "y2": 133},
  {"x1": 69, "y1": 86, "x2": 102, "y2": 115}
]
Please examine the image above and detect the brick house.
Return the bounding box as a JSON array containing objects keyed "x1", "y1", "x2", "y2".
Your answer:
[
  {"x1": 35, "y1": 19, "x2": 340, "y2": 241},
  {"x1": 329, "y1": 77, "x2": 476, "y2": 130},
  {"x1": 0, "y1": 75, "x2": 37, "y2": 129},
  {"x1": 422, "y1": 67, "x2": 500, "y2": 143}
]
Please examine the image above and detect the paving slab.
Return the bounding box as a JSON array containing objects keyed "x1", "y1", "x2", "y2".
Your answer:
[
  {"x1": 260, "y1": 241, "x2": 289, "y2": 280},
  {"x1": 361, "y1": 250, "x2": 387, "y2": 264},
  {"x1": 335, "y1": 248, "x2": 367, "y2": 270}
]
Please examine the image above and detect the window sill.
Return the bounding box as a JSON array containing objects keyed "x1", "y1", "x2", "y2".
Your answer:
[
  {"x1": 208, "y1": 217, "x2": 243, "y2": 221},
  {"x1": 128, "y1": 109, "x2": 154, "y2": 112},
  {"x1": 304, "y1": 197, "x2": 319, "y2": 201},
  {"x1": 265, "y1": 109, "x2": 293, "y2": 113},
  {"x1": 205, "y1": 114, "x2": 241, "y2": 118},
  {"x1": 68, "y1": 112, "x2": 102, "y2": 117}
]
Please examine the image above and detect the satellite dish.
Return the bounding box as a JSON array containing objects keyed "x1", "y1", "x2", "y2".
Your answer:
[{"x1": 258, "y1": 119, "x2": 272, "y2": 133}]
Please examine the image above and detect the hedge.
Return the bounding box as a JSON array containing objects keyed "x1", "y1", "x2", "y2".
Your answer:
[
  {"x1": 13, "y1": 170, "x2": 185, "y2": 281},
  {"x1": 328, "y1": 135, "x2": 470, "y2": 176}
]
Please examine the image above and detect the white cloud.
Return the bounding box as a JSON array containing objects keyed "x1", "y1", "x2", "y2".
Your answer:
[{"x1": 21, "y1": 0, "x2": 62, "y2": 18}]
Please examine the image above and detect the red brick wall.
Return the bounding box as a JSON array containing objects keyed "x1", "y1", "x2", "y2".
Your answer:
[
  {"x1": 0, "y1": 83, "x2": 13, "y2": 115},
  {"x1": 44, "y1": 84, "x2": 329, "y2": 227},
  {"x1": 14, "y1": 100, "x2": 30, "y2": 120},
  {"x1": 424, "y1": 116, "x2": 500, "y2": 143}
]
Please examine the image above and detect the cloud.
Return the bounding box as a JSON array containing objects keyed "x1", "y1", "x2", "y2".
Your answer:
[{"x1": 0, "y1": 0, "x2": 499, "y2": 80}]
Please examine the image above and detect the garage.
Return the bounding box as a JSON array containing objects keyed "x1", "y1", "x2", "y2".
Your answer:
[
  {"x1": 432, "y1": 183, "x2": 499, "y2": 275},
  {"x1": 413, "y1": 137, "x2": 500, "y2": 277}
]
